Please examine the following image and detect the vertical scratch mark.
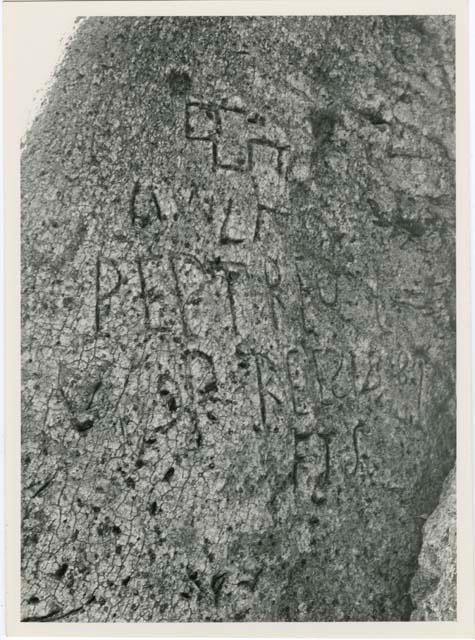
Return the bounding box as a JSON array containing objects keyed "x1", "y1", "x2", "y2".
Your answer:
[
  {"x1": 255, "y1": 355, "x2": 267, "y2": 429},
  {"x1": 129, "y1": 180, "x2": 140, "y2": 225},
  {"x1": 220, "y1": 198, "x2": 244, "y2": 245},
  {"x1": 222, "y1": 267, "x2": 240, "y2": 337},
  {"x1": 350, "y1": 421, "x2": 365, "y2": 476},
  {"x1": 136, "y1": 257, "x2": 150, "y2": 330},
  {"x1": 318, "y1": 433, "x2": 332, "y2": 485},
  {"x1": 169, "y1": 255, "x2": 189, "y2": 337},
  {"x1": 323, "y1": 436, "x2": 331, "y2": 484},
  {"x1": 95, "y1": 257, "x2": 101, "y2": 333},
  {"x1": 151, "y1": 189, "x2": 163, "y2": 222},
  {"x1": 417, "y1": 360, "x2": 424, "y2": 420},
  {"x1": 253, "y1": 205, "x2": 264, "y2": 242}
]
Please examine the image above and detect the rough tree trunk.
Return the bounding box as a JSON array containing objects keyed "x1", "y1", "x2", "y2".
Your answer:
[
  {"x1": 410, "y1": 466, "x2": 456, "y2": 621},
  {"x1": 21, "y1": 16, "x2": 456, "y2": 622}
]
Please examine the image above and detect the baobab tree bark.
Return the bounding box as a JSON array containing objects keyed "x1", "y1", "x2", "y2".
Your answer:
[
  {"x1": 410, "y1": 467, "x2": 456, "y2": 621},
  {"x1": 21, "y1": 16, "x2": 456, "y2": 622}
]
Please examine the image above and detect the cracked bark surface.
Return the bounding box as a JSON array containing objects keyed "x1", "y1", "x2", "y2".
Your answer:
[
  {"x1": 410, "y1": 467, "x2": 456, "y2": 621},
  {"x1": 21, "y1": 16, "x2": 456, "y2": 622}
]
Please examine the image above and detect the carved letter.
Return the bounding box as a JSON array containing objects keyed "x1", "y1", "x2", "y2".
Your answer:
[
  {"x1": 254, "y1": 352, "x2": 285, "y2": 429},
  {"x1": 211, "y1": 259, "x2": 249, "y2": 336},
  {"x1": 220, "y1": 198, "x2": 246, "y2": 245},
  {"x1": 170, "y1": 253, "x2": 209, "y2": 338},
  {"x1": 286, "y1": 347, "x2": 311, "y2": 416},
  {"x1": 95, "y1": 257, "x2": 122, "y2": 333},
  {"x1": 265, "y1": 256, "x2": 285, "y2": 331}
]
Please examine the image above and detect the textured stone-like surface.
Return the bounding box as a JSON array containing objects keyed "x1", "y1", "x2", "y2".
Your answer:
[
  {"x1": 21, "y1": 16, "x2": 455, "y2": 622},
  {"x1": 410, "y1": 467, "x2": 456, "y2": 621}
]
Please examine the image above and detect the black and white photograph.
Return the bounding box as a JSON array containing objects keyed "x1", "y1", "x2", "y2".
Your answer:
[{"x1": 4, "y1": 0, "x2": 474, "y2": 634}]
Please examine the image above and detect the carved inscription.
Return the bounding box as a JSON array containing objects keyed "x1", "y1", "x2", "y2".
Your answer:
[
  {"x1": 185, "y1": 97, "x2": 290, "y2": 213},
  {"x1": 220, "y1": 198, "x2": 245, "y2": 245},
  {"x1": 185, "y1": 101, "x2": 219, "y2": 141},
  {"x1": 170, "y1": 253, "x2": 209, "y2": 338},
  {"x1": 265, "y1": 257, "x2": 285, "y2": 331},
  {"x1": 91, "y1": 201, "x2": 427, "y2": 502},
  {"x1": 286, "y1": 347, "x2": 311, "y2": 416},
  {"x1": 254, "y1": 352, "x2": 285, "y2": 429},
  {"x1": 21, "y1": 17, "x2": 455, "y2": 626},
  {"x1": 84, "y1": 97, "x2": 431, "y2": 510},
  {"x1": 215, "y1": 105, "x2": 248, "y2": 171},
  {"x1": 215, "y1": 260, "x2": 249, "y2": 336},
  {"x1": 95, "y1": 257, "x2": 122, "y2": 333}
]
